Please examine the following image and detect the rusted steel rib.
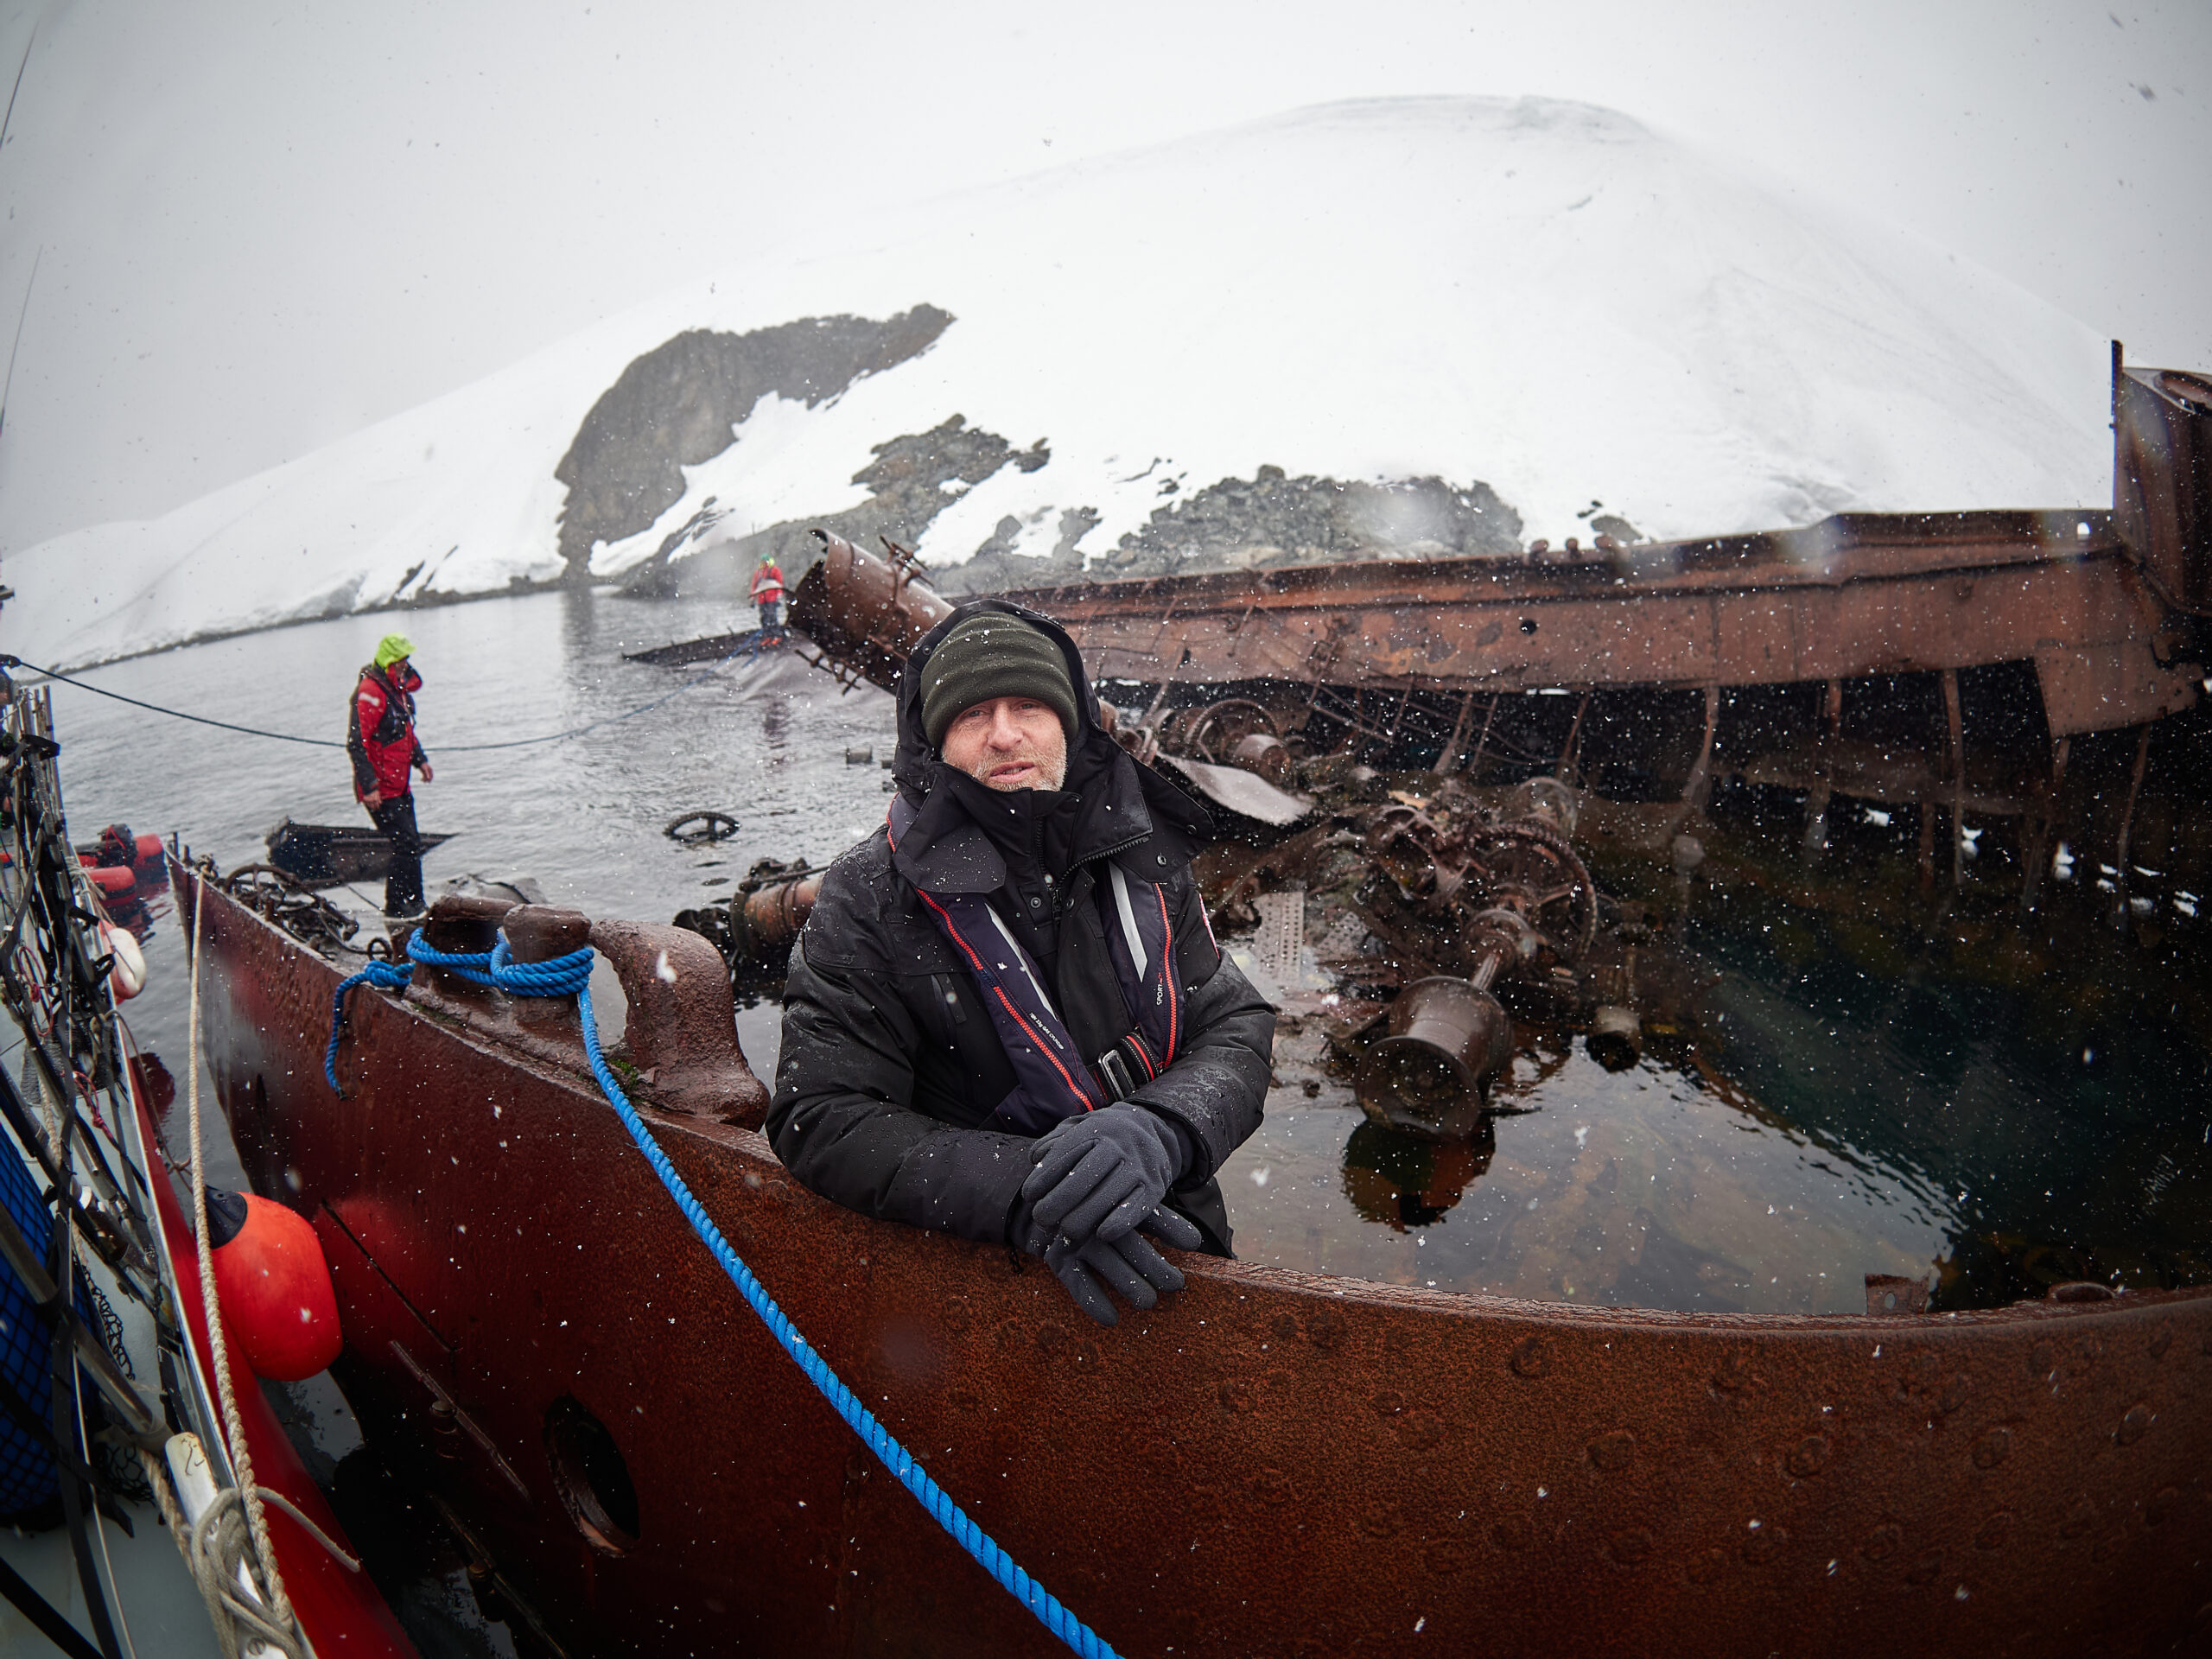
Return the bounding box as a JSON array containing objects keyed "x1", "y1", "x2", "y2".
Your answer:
[{"x1": 180, "y1": 868, "x2": 2212, "y2": 1659}]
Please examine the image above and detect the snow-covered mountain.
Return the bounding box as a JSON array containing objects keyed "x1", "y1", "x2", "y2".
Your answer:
[{"x1": 7, "y1": 97, "x2": 2112, "y2": 668}]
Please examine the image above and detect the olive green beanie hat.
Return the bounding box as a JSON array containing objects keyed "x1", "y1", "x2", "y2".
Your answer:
[{"x1": 919, "y1": 613, "x2": 1080, "y2": 748}]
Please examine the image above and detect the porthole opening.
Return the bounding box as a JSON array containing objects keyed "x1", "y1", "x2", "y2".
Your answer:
[{"x1": 543, "y1": 1395, "x2": 640, "y2": 1554}]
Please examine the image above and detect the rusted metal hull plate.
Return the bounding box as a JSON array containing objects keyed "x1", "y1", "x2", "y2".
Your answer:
[
  {"x1": 180, "y1": 871, "x2": 2212, "y2": 1658},
  {"x1": 1001, "y1": 516, "x2": 2200, "y2": 736},
  {"x1": 2116, "y1": 366, "x2": 2212, "y2": 616}
]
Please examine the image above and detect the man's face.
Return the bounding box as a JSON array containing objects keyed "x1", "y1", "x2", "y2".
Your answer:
[{"x1": 941, "y1": 696, "x2": 1068, "y2": 791}]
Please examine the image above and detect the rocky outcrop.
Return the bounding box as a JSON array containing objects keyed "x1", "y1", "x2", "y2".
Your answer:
[
  {"x1": 618, "y1": 414, "x2": 1049, "y2": 600},
  {"x1": 1090, "y1": 467, "x2": 1522, "y2": 579},
  {"x1": 555, "y1": 307, "x2": 953, "y2": 582}
]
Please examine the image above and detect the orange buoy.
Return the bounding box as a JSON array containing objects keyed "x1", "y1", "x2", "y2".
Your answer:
[{"x1": 207, "y1": 1190, "x2": 343, "y2": 1380}]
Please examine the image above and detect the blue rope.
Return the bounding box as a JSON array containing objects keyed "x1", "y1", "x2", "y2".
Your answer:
[
  {"x1": 318, "y1": 928, "x2": 1119, "y2": 1657},
  {"x1": 324, "y1": 958, "x2": 413, "y2": 1092},
  {"x1": 324, "y1": 935, "x2": 497, "y2": 1090}
]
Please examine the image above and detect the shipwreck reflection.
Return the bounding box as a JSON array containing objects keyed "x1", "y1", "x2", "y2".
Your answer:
[{"x1": 1341, "y1": 1118, "x2": 1495, "y2": 1230}]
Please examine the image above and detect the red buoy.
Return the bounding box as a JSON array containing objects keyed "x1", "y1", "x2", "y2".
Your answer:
[{"x1": 207, "y1": 1191, "x2": 343, "y2": 1380}]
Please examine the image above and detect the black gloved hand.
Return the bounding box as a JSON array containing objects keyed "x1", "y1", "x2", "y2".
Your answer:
[
  {"x1": 1020, "y1": 1103, "x2": 1191, "y2": 1249},
  {"x1": 1017, "y1": 1201, "x2": 1205, "y2": 1326}
]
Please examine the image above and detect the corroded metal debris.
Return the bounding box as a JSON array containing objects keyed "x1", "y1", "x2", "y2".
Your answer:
[{"x1": 676, "y1": 855, "x2": 823, "y2": 988}]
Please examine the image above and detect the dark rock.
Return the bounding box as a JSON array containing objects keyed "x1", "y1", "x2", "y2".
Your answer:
[
  {"x1": 1095, "y1": 470, "x2": 1523, "y2": 580},
  {"x1": 620, "y1": 414, "x2": 1052, "y2": 601},
  {"x1": 556, "y1": 306, "x2": 953, "y2": 585}
]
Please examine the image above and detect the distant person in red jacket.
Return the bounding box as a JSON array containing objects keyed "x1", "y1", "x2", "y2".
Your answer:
[
  {"x1": 750, "y1": 556, "x2": 786, "y2": 640},
  {"x1": 347, "y1": 633, "x2": 434, "y2": 917}
]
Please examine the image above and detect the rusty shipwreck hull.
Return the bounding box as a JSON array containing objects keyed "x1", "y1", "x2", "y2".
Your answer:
[
  {"x1": 999, "y1": 511, "x2": 2196, "y2": 741},
  {"x1": 178, "y1": 868, "x2": 2212, "y2": 1659}
]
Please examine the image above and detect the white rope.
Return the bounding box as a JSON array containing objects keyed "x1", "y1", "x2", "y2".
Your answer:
[
  {"x1": 138, "y1": 1442, "x2": 359, "y2": 1659},
  {"x1": 187, "y1": 877, "x2": 302, "y2": 1644}
]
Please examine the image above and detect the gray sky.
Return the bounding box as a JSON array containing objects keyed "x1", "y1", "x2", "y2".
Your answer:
[{"x1": 0, "y1": 0, "x2": 2204, "y2": 556}]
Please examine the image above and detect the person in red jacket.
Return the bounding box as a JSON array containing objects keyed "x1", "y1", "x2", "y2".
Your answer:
[
  {"x1": 750, "y1": 556, "x2": 786, "y2": 639},
  {"x1": 347, "y1": 633, "x2": 434, "y2": 916}
]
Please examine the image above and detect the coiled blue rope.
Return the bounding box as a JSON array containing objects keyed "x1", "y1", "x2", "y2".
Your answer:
[{"x1": 321, "y1": 929, "x2": 1119, "y2": 1658}]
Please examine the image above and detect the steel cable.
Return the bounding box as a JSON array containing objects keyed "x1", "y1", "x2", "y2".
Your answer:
[{"x1": 3, "y1": 632, "x2": 768, "y2": 753}]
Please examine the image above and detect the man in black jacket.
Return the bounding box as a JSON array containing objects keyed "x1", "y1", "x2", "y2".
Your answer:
[{"x1": 769, "y1": 601, "x2": 1274, "y2": 1325}]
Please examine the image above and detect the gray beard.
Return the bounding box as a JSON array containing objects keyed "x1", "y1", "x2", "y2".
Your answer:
[{"x1": 967, "y1": 751, "x2": 1067, "y2": 792}]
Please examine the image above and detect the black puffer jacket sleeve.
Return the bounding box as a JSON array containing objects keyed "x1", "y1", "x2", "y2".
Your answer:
[
  {"x1": 771, "y1": 935, "x2": 1037, "y2": 1244},
  {"x1": 1120, "y1": 877, "x2": 1274, "y2": 1184}
]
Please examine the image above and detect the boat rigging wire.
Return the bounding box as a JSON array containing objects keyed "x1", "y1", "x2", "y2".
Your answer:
[
  {"x1": 322, "y1": 929, "x2": 1123, "y2": 1659},
  {"x1": 0, "y1": 22, "x2": 36, "y2": 152},
  {"x1": 0, "y1": 246, "x2": 37, "y2": 444},
  {"x1": 2, "y1": 634, "x2": 769, "y2": 752}
]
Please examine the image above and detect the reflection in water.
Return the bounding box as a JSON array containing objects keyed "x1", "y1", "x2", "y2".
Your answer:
[
  {"x1": 1342, "y1": 1118, "x2": 1494, "y2": 1230},
  {"x1": 1230, "y1": 1014, "x2": 1955, "y2": 1314}
]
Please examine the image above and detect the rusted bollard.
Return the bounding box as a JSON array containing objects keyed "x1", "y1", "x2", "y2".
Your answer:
[
  {"x1": 502, "y1": 905, "x2": 593, "y2": 1040},
  {"x1": 414, "y1": 895, "x2": 513, "y2": 1002}
]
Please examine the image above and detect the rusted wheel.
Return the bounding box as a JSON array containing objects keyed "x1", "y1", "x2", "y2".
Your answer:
[
  {"x1": 1459, "y1": 821, "x2": 1599, "y2": 960},
  {"x1": 1181, "y1": 699, "x2": 1281, "y2": 765},
  {"x1": 664, "y1": 810, "x2": 742, "y2": 844}
]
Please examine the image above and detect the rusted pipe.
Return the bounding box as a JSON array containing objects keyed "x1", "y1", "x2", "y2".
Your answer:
[
  {"x1": 2112, "y1": 721, "x2": 2154, "y2": 929},
  {"x1": 2019, "y1": 735, "x2": 2071, "y2": 914},
  {"x1": 1682, "y1": 683, "x2": 1719, "y2": 809},
  {"x1": 1804, "y1": 677, "x2": 1841, "y2": 857},
  {"x1": 786, "y1": 530, "x2": 953, "y2": 691},
  {"x1": 730, "y1": 869, "x2": 824, "y2": 965},
  {"x1": 1227, "y1": 731, "x2": 1294, "y2": 788},
  {"x1": 1586, "y1": 1004, "x2": 1642, "y2": 1071},
  {"x1": 1944, "y1": 666, "x2": 1966, "y2": 887},
  {"x1": 1432, "y1": 688, "x2": 1478, "y2": 776}
]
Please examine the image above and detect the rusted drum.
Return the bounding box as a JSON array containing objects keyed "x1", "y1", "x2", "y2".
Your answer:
[
  {"x1": 1227, "y1": 730, "x2": 1294, "y2": 788},
  {"x1": 1356, "y1": 975, "x2": 1515, "y2": 1138}
]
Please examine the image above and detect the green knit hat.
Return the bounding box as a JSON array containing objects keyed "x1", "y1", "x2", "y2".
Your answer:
[
  {"x1": 919, "y1": 613, "x2": 1079, "y2": 748},
  {"x1": 373, "y1": 633, "x2": 416, "y2": 668}
]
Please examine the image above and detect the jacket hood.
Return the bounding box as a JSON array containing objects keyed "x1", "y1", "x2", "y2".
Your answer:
[{"x1": 888, "y1": 598, "x2": 1211, "y2": 893}]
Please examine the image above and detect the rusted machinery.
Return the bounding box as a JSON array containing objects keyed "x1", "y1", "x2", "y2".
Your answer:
[
  {"x1": 785, "y1": 528, "x2": 950, "y2": 690},
  {"x1": 1353, "y1": 780, "x2": 1585, "y2": 1132},
  {"x1": 1344, "y1": 778, "x2": 1645, "y2": 1137},
  {"x1": 674, "y1": 855, "x2": 823, "y2": 988}
]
